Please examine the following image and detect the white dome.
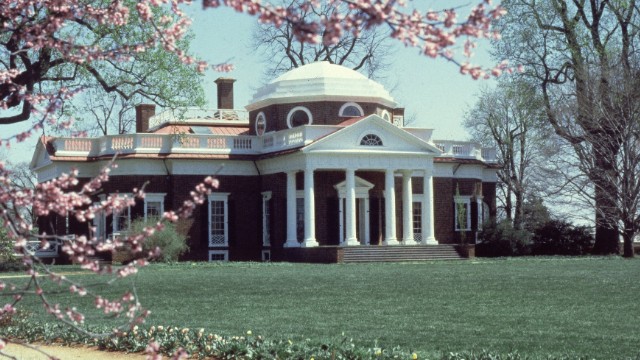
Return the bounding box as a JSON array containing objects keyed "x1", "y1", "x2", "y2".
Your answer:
[{"x1": 246, "y1": 62, "x2": 397, "y2": 110}]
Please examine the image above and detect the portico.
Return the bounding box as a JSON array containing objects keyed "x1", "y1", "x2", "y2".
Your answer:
[{"x1": 282, "y1": 166, "x2": 438, "y2": 248}]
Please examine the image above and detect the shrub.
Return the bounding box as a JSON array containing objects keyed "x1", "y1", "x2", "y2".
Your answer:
[
  {"x1": 531, "y1": 220, "x2": 593, "y2": 256},
  {"x1": 129, "y1": 217, "x2": 189, "y2": 262},
  {"x1": 476, "y1": 219, "x2": 532, "y2": 257}
]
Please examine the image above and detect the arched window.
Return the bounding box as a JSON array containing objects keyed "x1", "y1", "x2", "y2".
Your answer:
[
  {"x1": 255, "y1": 112, "x2": 267, "y2": 136},
  {"x1": 339, "y1": 102, "x2": 364, "y2": 117},
  {"x1": 380, "y1": 110, "x2": 391, "y2": 122},
  {"x1": 360, "y1": 134, "x2": 383, "y2": 146},
  {"x1": 287, "y1": 106, "x2": 313, "y2": 128}
]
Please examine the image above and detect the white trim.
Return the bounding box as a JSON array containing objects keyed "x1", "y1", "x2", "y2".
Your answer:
[
  {"x1": 208, "y1": 250, "x2": 228, "y2": 261},
  {"x1": 255, "y1": 111, "x2": 267, "y2": 136},
  {"x1": 286, "y1": 106, "x2": 313, "y2": 128},
  {"x1": 111, "y1": 193, "x2": 132, "y2": 234},
  {"x1": 454, "y1": 195, "x2": 472, "y2": 231},
  {"x1": 339, "y1": 102, "x2": 364, "y2": 117},
  {"x1": 380, "y1": 109, "x2": 391, "y2": 121},
  {"x1": 144, "y1": 193, "x2": 166, "y2": 220},
  {"x1": 208, "y1": 193, "x2": 230, "y2": 247}
]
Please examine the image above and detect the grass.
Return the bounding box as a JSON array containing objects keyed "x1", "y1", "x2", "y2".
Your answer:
[{"x1": 3, "y1": 257, "x2": 640, "y2": 359}]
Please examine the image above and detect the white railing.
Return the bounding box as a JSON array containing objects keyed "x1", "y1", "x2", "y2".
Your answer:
[
  {"x1": 149, "y1": 108, "x2": 249, "y2": 129},
  {"x1": 433, "y1": 140, "x2": 497, "y2": 163},
  {"x1": 51, "y1": 128, "x2": 497, "y2": 163}
]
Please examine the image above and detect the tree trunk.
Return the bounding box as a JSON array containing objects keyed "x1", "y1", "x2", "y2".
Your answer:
[
  {"x1": 622, "y1": 227, "x2": 635, "y2": 258},
  {"x1": 591, "y1": 148, "x2": 620, "y2": 255}
]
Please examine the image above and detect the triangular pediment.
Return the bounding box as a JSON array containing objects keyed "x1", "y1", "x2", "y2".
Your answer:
[
  {"x1": 302, "y1": 115, "x2": 441, "y2": 155},
  {"x1": 30, "y1": 139, "x2": 52, "y2": 171}
]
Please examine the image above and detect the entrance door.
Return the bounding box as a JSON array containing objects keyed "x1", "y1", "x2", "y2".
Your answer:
[
  {"x1": 338, "y1": 197, "x2": 370, "y2": 245},
  {"x1": 335, "y1": 176, "x2": 374, "y2": 246}
]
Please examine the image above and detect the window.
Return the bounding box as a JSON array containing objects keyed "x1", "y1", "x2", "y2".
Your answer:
[
  {"x1": 360, "y1": 134, "x2": 383, "y2": 146},
  {"x1": 208, "y1": 250, "x2": 228, "y2": 261},
  {"x1": 262, "y1": 191, "x2": 272, "y2": 246},
  {"x1": 413, "y1": 201, "x2": 422, "y2": 242},
  {"x1": 339, "y1": 102, "x2": 364, "y2": 117},
  {"x1": 111, "y1": 193, "x2": 132, "y2": 235},
  {"x1": 144, "y1": 193, "x2": 165, "y2": 220},
  {"x1": 478, "y1": 201, "x2": 490, "y2": 229},
  {"x1": 255, "y1": 112, "x2": 267, "y2": 136},
  {"x1": 454, "y1": 196, "x2": 472, "y2": 231},
  {"x1": 380, "y1": 110, "x2": 391, "y2": 121},
  {"x1": 287, "y1": 106, "x2": 313, "y2": 128},
  {"x1": 93, "y1": 195, "x2": 107, "y2": 241},
  {"x1": 208, "y1": 193, "x2": 230, "y2": 246}
]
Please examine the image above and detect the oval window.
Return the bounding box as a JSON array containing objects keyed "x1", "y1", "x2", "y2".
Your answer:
[
  {"x1": 287, "y1": 106, "x2": 313, "y2": 128},
  {"x1": 255, "y1": 112, "x2": 267, "y2": 136}
]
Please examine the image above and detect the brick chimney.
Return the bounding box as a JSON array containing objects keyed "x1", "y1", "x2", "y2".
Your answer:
[
  {"x1": 135, "y1": 104, "x2": 156, "y2": 133},
  {"x1": 215, "y1": 78, "x2": 236, "y2": 110}
]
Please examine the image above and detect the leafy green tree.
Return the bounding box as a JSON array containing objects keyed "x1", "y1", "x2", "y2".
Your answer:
[
  {"x1": 0, "y1": 0, "x2": 205, "y2": 126},
  {"x1": 129, "y1": 217, "x2": 188, "y2": 262}
]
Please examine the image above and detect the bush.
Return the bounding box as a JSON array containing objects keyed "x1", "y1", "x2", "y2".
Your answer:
[
  {"x1": 129, "y1": 217, "x2": 189, "y2": 262},
  {"x1": 531, "y1": 219, "x2": 593, "y2": 256},
  {"x1": 476, "y1": 219, "x2": 532, "y2": 257}
]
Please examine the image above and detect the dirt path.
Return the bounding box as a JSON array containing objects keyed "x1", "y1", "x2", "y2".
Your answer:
[{"x1": 4, "y1": 342, "x2": 146, "y2": 359}]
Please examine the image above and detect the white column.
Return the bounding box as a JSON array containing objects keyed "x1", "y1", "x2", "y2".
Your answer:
[
  {"x1": 384, "y1": 169, "x2": 399, "y2": 245},
  {"x1": 285, "y1": 171, "x2": 299, "y2": 247},
  {"x1": 421, "y1": 169, "x2": 437, "y2": 244},
  {"x1": 344, "y1": 169, "x2": 359, "y2": 246},
  {"x1": 301, "y1": 167, "x2": 318, "y2": 247},
  {"x1": 402, "y1": 171, "x2": 416, "y2": 244}
]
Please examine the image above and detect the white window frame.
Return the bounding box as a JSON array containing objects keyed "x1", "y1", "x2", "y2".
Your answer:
[
  {"x1": 454, "y1": 195, "x2": 472, "y2": 231},
  {"x1": 380, "y1": 109, "x2": 391, "y2": 121},
  {"x1": 262, "y1": 191, "x2": 272, "y2": 246},
  {"x1": 255, "y1": 111, "x2": 267, "y2": 136},
  {"x1": 339, "y1": 102, "x2": 364, "y2": 117},
  {"x1": 286, "y1": 106, "x2": 313, "y2": 128},
  {"x1": 261, "y1": 250, "x2": 271, "y2": 262},
  {"x1": 112, "y1": 193, "x2": 132, "y2": 235},
  {"x1": 208, "y1": 250, "x2": 228, "y2": 262},
  {"x1": 208, "y1": 193, "x2": 230, "y2": 247},
  {"x1": 144, "y1": 193, "x2": 166, "y2": 221},
  {"x1": 479, "y1": 200, "x2": 490, "y2": 228}
]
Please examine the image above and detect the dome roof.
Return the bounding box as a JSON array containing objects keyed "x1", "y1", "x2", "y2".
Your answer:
[{"x1": 246, "y1": 62, "x2": 397, "y2": 111}]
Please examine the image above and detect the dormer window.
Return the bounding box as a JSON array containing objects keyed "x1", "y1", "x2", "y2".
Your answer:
[
  {"x1": 287, "y1": 106, "x2": 313, "y2": 128},
  {"x1": 380, "y1": 110, "x2": 391, "y2": 121},
  {"x1": 339, "y1": 102, "x2": 364, "y2": 117},
  {"x1": 360, "y1": 134, "x2": 383, "y2": 146},
  {"x1": 255, "y1": 112, "x2": 267, "y2": 136}
]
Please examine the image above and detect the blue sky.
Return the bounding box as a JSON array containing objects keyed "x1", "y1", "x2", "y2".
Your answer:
[{"x1": 1, "y1": 1, "x2": 496, "y2": 164}]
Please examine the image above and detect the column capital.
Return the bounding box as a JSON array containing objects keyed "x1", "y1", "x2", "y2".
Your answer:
[{"x1": 401, "y1": 169, "x2": 414, "y2": 176}]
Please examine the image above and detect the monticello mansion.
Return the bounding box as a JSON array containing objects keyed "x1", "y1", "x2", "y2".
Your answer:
[{"x1": 31, "y1": 62, "x2": 499, "y2": 263}]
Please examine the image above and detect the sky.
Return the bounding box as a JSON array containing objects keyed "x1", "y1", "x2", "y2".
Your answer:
[{"x1": 1, "y1": 1, "x2": 497, "y2": 165}]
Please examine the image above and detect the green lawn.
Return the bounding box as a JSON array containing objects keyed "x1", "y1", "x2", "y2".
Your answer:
[{"x1": 5, "y1": 257, "x2": 640, "y2": 358}]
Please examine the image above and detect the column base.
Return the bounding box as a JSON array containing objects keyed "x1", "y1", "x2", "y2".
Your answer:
[
  {"x1": 284, "y1": 241, "x2": 300, "y2": 248},
  {"x1": 403, "y1": 238, "x2": 419, "y2": 245},
  {"x1": 300, "y1": 239, "x2": 319, "y2": 248},
  {"x1": 422, "y1": 237, "x2": 438, "y2": 245},
  {"x1": 343, "y1": 238, "x2": 360, "y2": 246},
  {"x1": 383, "y1": 238, "x2": 400, "y2": 246}
]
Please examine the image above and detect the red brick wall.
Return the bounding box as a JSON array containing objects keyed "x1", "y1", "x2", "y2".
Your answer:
[{"x1": 248, "y1": 101, "x2": 395, "y2": 134}]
